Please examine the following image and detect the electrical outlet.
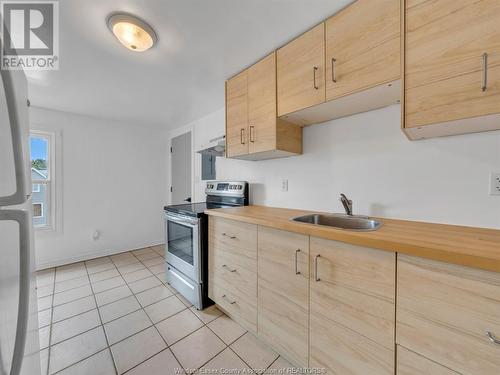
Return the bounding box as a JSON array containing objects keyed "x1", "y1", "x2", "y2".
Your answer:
[
  {"x1": 281, "y1": 179, "x2": 288, "y2": 192},
  {"x1": 490, "y1": 173, "x2": 500, "y2": 196}
]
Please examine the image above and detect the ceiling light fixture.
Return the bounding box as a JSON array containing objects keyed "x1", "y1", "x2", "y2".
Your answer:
[{"x1": 107, "y1": 13, "x2": 157, "y2": 52}]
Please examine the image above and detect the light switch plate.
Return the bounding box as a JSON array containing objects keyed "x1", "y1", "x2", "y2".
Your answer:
[{"x1": 490, "y1": 173, "x2": 500, "y2": 195}]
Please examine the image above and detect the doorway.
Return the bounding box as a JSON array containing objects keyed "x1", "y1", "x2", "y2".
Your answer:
[{"x1": 170, "y1": 131, "x2": 192, "y2": 205}]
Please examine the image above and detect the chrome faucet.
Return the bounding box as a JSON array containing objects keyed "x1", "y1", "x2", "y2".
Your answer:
[{"x1": 340, "y1": 194, "x2": 353, "y2": 216}]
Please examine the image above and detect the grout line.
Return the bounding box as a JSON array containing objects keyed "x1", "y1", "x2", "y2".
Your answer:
[
  {"x1": 83, "y1": 259, "x2": 119, "y2": 375},
  {"x1": 44, "y1": 270, "x2": 56, "y2": 375},
  {"x1": 51, "y1": 347, "x2": 111, "y2": 375}
]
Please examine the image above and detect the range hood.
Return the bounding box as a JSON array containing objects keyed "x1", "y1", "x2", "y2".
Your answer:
[{"x1": 197, "y1": 135, "x2": 226, "y2": 157}]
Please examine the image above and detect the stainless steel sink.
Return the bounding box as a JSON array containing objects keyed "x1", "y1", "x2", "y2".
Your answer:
[{"x1": 291, "y1": 213, "x2": 382, "y2": 231}]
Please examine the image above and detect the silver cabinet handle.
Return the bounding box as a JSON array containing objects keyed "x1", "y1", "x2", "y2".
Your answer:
[
  {"x1": 487, "y1": 331, "x2": 500, "y2": 345},
  {"x1": 482, "y1": 52, "x2": 488, "y2": 92},
  {"x1": 249, "y1": 125, "x2": 255, "y2": 143},
  {"x1": 222, "y1": 294, "x2": 236, "y2": 304},
  {"x1": 222, "y1": 233, "x2": 237, "y2": 239},
  {"x1": 313, "y1": 66, "x2": 319, "y2": 90},
  {"x1": 240, "y1": 128, "x2": 245, "y2": 144},
  {"x1": 331, "y1": 58, "x2": 337, "y2": 83},
  {"x1": 222, "y1": 264, "x2": 237, "y2": 273},
  {"x1": 295, "y1": 249, "x2": 301, "y2": 275},
  {"x1": 314, "y1": 254, "x2": 321, "y2": 282}
]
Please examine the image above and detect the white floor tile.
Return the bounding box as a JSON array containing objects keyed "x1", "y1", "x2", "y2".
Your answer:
[
  {"x1": 170, "y1": 326, "x2": 226, "y2": 371},
  {"x1": 37, "y1": 269, "x2": 55, "y2": 288},
  {"x1": 144, "y1": 295, "x2": 186, "y2": 323},
  {"x1": 208, "y1": 314, "x2": 246, "y2": 344},
  {"x1": 148, "y1": 264, "x2": 165, "y2": 275},
  {"x1": 39, "y1": 348, "x2": 49, "y2": 375},
  {"x1": 104, "y1": 309, "x2": 152, "y2": 345},
  {"x1": 39, "y1": 325, "x2": 50, "y2": 350},
  {"x1": 230, "y1": 333, "x2": 278, "y2": 372},
  {"x1": 132, "y1": 247, "x2": 155, "y2": 256},
  {"x1": 135, "y1": 251, "x2": 159, "y2": 262},
  {"x1": 128, "y1": 275, "x2": 162, "y2": 294},
  {"x1": 52, "y1": 295, "x2": 96, "y2": 323},
  {"x1": 155, "y1": 309, "x2": 203, "y2": 345},
  {"x1": 49, "y1": 326, "x2": 107, "y2": 374},
  {"x1": 51, "y1": 309, "x2": 101, "y2": 345},
  {"x1": 38, "y1": 295, "x2": 52, "y2": 312},
  {"x1": 175, "y1": 293, "x2": 193, "y2": 308},
  {"x1": 86, "y1": 261, "x2": 115, "y2": 275},
  {"x1": 116, "y1": 262, "x2": 145, "y2": 275},
  {"x1": 53, "y1": 284, "x2": 93, "y2": 306},
  {"x1": 55, "y1": 265, "x2": 87, "y2": 283},
  {"x1": 37, "y1": 284, "x2": 54, "y2": 298},
  {"x1": 264, "y1": 356, "x2": 295, "y2": 374},
  {"x1": 89, "y1": 268, "x2": 120, "y2": 283},
  {"x1": 57, "y1": 348, "x2": 116, "y2": 375},
  {"x1": 122, "y1": 268, "x2": 154, "y2": 283},
  {"x1": 99, "y1": 295, "x2": 141, "y2": 323},
  {"x1": 54, "y1": 275, "x2": 90, "y2": 294},
  {"x1": 135, "y1": 285, "x2": 173, "y2": 307},
  {"x1": 190, "y1": 305, "x2": 223, "y2": 324},
  {"x1": 95, "y1": 285, "x2": 132, "y2": 307},
  {"x1": 92, "y1": 275, "x2": 126, "y2": 293},
  {"x1": 201, "y1": 348, "x2": 252, "y2": 373},
  {"x1": 110, "y1": 326, "x2": 166, "y2": 374},
  {"x1": 126, "y1": 349, "x2": 182, "y2": 375},
  {"x1": 38, "y1": 308, "x2": 52, "y2": 328},
  {"x1": 141, "y1": 257, "x2": 164, "y2": 268}
]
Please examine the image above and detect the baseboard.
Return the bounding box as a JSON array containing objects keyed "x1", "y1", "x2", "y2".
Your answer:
[{"x1": 35, "y1": 240, "x2": 165, "y2": 271}]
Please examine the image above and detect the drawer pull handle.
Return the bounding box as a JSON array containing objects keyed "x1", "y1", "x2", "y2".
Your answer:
[
  {"x1": 240, "y1": 128, "x2": 245, "y2": 144},
  {"x1": 295, "y1": 249, "x2": 301, "y2": 275},
  {"x1": 487, "y1": 331, "x2": 500, "y2": 345},
  {"x1": 222, "y1": 264, "x2": 237, "y2": 273},
  {"x1": 331, "y1": 57, "x2": 337, "y2": 83},
  {"x1": 313, "y1": 66, "x2": 319, "y2": 90},
  {"x1": 250, "y1": 125, "x2": 255, "y2": 143},
  {"x1": 482, "y1": 53, "x2": 488, "y2": 92},
  {"x1": 314, "y1": 254, "x2": 321, "y2": 282},
  {"x1": 222, "y1": 233, "x2": 237, "y2": 239},
  {"x1": 222, "y1": 294, "x2": 236, "y2": 304}
]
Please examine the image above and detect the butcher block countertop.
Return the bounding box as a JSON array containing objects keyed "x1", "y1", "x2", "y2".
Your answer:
[{"x1": 205, "y1": 205, "x2": 500, "y2": 273}]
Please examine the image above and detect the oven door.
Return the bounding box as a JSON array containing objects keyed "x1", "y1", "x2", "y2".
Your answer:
[{"x1": 165, "y1": 212, "x2": 200, "y2": 283}]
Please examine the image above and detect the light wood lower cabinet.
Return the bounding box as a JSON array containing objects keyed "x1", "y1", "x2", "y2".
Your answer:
[
  {"x1": 397, "y1": 254, "x2": 500, "y2": 374},
  {"x1": 257, "y1": 227, "x2": 309, "y2": 367},
  {"x1": 208, "y1": 217, "x2": 257, "y2": 332},
  {"x1": 309, "y1": 237, "x2": 396, "y2": 374},
  {"x1": 397, "y1": 346, "x2": 459, "y2": 375}
]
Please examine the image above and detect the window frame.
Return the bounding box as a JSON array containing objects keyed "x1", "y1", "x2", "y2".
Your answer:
[
  {"x1": 30, "y1": 130, "x2": 58, "y2": 231},
  {"x1": 32, "y1": 183, "x2": 41, "y2": 193}
]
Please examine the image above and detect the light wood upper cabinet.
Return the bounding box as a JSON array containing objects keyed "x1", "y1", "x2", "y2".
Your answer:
[
  {"x1": 277, "y1": 23, "x2": 326, "y2": 117},
  {"x1": 226, "y1": 71, "x2": 248, "y2": 158},
  {"x1": 309, "y1": 237, "x2": 395, "y2": 374},
  {"x1": 397, "y1": 255, "x2": 500, "y2": 374},
  {"x1": 325, "y1": 0, "x2": 400, "y2": 101},
  {"x1": 225, "y1": 53, "x2": 302, "y2": 160},
  {"x1": 403, "y1": 0, "x2": 500, "y2": 139},
  {"x1": 248, "y1": 53, "x2": 276, "y2": 154},
  {"x1": 257, "y1": 227, "x2": 309, "y2": 367}
]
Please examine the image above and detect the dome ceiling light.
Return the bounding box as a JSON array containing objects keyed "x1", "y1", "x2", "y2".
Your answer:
[{"x1": 107, "y1": 13, "x2": 157, "y2": 52}]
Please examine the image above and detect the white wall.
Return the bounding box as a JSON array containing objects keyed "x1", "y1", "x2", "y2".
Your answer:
[
  {"x1": 185, "y1": 105, "x2": 500, "y2": 229},
  {"x1": 31, "y1": 107, "x2": 168, "y2": 269}
]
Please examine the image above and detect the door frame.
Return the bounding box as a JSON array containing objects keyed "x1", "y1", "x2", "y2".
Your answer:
[{"x1": 168, "y1": 126, "x2": 194, "y2": 205}]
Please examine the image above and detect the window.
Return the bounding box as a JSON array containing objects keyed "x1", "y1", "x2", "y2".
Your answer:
[{"x1": 30, "y1": 132, "x2": 53, "y2": 229}]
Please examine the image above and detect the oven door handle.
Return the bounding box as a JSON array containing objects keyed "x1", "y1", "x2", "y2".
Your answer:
[{"x1": 165, "y1": 213, "x2": 199, "y2": 227}]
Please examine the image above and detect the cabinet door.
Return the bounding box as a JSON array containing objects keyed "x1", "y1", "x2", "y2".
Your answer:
[
  {"x1": 309, "y1": 237, "x2": 395, "y2": 374},
  {"x1": 325, "y1": 0, "x2": 400, "y2": 101},
  {"x1": 405, "y1": 0, "x2": 500, "y2": 128},
  {"x1": 226, "y1": 71, "x2": 248, "y2": 157},
  {"x1": 277, "y1": 23, "x2": 325, "y2": 116},
  {"x1": 248, "y1": 53, "x2": 276, "y2": 154},
  {"x1": 397, "y1": 346, "x2": 459, "y2": 375},
  {"x1": 257, "y1": 227, "x2": 309, "y2": 367}
]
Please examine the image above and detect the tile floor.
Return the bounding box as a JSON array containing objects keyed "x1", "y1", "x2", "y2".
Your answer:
[{"x1": 36, "y1": 245, "x2": 294, "y2": 374}]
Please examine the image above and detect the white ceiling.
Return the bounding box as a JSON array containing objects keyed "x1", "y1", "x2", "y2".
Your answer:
[{"x1": 27, "y1": 0, "x2": 354, "y2": 130}]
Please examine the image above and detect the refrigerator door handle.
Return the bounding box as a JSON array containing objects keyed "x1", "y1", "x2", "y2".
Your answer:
[
  {"x1": 0, "y1": 68, "x2": 28, "y2": 207},
  {"x1": 0, "y1": 210, "x2": 30, "y2": 375}
]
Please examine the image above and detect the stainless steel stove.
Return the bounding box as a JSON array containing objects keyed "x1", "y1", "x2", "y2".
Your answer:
[{"x1": 163, "y1": 181, "x2": 248, "y2": 309}]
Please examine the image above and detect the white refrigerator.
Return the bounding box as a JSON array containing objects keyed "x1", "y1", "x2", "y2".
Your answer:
[{"x1": 0, "y1": 55, "x2": 41, "y2": 374}]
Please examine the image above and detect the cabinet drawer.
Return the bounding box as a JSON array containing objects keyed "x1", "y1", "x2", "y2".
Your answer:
[
  {"x1": 397, "y1": 255, "x2": 500, "y2": 375},
  {"x1": 310, "y1": 237, "x2": 395, "y2": 349},
  {"x1": 310, "y1": 313, "x2": 394, "y2": 375},
  {"x1": 397, "y1": 346, "x2": 459, "y2": 375},
  {"x1": 210, "y1": 251, "x2": 256, "y2": 299},
  {"x1": 209, "y1": 217, "x2": 257, "y2": 258},
  {"x1": 209, "y1": 280, "x2": 257, "y2": 332}
]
